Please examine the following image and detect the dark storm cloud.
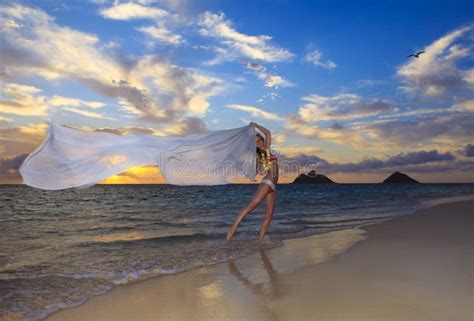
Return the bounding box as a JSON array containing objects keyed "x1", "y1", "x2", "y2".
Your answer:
[
  {"x1": 278, "y1": 149, "x2": 460, "y2": 174},
  {"x1": 384, "y1": 150, "x2": 455, "y2": 166},
  {"x1": 395, "y1": 160, "x2": 474, "y2": 173},
  {"x1": 460, "y1": 143, "x2": 474, "y2": 157}
]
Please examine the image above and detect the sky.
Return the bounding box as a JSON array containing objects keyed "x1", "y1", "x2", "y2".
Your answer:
[{"x1": 0, "y1": 0, "x2": 473, "y2": 184}]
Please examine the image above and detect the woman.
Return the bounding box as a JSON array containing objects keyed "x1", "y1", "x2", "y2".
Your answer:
[{"x1": 226, "y1": 122, "x2": 279, "y2": 244}]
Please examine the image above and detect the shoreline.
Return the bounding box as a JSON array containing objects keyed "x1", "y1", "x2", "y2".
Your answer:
[{"x1": 44, "y1": 197, "x2": 474, "y2": 321}]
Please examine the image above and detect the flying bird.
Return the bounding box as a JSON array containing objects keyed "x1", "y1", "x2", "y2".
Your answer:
[{"x1": 407, "y1": 51, "x2": 425, "y2": 58}]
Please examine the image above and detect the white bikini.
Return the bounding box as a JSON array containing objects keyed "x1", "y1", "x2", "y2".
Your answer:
[{"x1": 261, "y1": 178, "x2": 276, "y2": 192}]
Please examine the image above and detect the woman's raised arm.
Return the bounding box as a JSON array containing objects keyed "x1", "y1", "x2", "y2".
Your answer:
[{"x1": 252, "y1": 122, "x2": 271, "y2": 149}]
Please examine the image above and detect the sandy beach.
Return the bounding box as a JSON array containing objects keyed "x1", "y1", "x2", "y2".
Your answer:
[{"x1": 45, "y1": 199, "x2": 473, "y2": 321}]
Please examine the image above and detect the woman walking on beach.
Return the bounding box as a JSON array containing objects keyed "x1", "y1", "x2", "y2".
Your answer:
[{"x1": 226, "y1": 122, "x2": 279, "y2": 243}]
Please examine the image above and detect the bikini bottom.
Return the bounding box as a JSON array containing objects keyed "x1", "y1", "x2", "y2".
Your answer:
[{"x1": 261, "y1": 178, "x2": 276, "y2": 193}]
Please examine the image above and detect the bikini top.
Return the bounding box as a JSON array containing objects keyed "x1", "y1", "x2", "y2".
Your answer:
[{"x1": 257, "y1": 149, "x2": 278, "y2": 173}]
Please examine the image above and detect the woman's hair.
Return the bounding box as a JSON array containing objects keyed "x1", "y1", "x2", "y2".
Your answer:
[
  {"x1": 256, "y1": 134, "x2": 271, "y2": 159},
  {"x1": 257, "y1": 146, "x2": 267, "y2": 158}
]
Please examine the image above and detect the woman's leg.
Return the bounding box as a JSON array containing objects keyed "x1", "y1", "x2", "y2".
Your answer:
[
  {"x1": 258, "y1": 189, "x2": 276, "y2": 243},
  {"x1": 226, "y1": 183, "x2": 271, "y2": 242}
]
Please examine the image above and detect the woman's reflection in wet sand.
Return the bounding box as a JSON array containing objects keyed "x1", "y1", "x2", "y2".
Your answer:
[{"x1": 228, "y1": 249, "x2": 281, "y2": 321}]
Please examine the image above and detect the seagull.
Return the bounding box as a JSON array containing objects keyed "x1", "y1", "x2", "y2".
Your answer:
[{"x1": 407, "y1": 51, "x2": 425, "y2": 58}]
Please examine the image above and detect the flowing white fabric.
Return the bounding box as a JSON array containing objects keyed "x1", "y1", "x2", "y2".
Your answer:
[{"x1": 19, "y1": 120, "x2": 257, "y2": 190}]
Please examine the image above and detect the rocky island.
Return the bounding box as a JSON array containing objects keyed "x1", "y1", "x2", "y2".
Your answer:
[
  {"x1": 292, "y1": 170, "x2": 335, "y2": 184},
  {"x1": 382, "y1": 171, "x2": 420, "y2": 183}
]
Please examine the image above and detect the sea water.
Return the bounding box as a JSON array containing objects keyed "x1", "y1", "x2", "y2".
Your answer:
[{"x1": 1, "y1": 183, "x2": 473, "y2": 320}]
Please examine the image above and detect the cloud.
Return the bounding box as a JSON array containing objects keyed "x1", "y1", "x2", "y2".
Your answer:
[
  {"x1": 0, "y1": 123, "x2": 47, "y2": 142},
  {"x1": 99, "y1": 2, "x2": 169, "y2": 20},
  {"x1": 271, "y1": 132, "x2": 287, "y2": 145},
  {"x1": 0, "y1": 3, "x2": 224, "y2": 124},
  {"x1": 240, "y1": 60, "x2": 294, "y2": 88},
  {"x1": 227, "y1": 104, "x2": 283, "y2": 121},
  {"x1": 136, "y1": 25, "x2": 183, "y2": 45},
  {"x1": 284, "y1": 115, "x2": 320, "y2": 138},
  {"x1": 0, "y1": 123, "x2": 47, "y2": 158},
  {"x1": 460, "y1": 144, "x2": 474, "y2": 157},
  {"x1": 80, "y1": 116, "x2": 207, "y2": 136},
  {"x1": 284, "y1": 114, "x2": 373, "y2": 147},
  {"x1": 0, "y1": 153, "x2": 28, "y2": 180},
  {"x1": 48, "y1": 96, "x2": 106, "y2": 109},
  {"x1": 362, "y1": 112, "x2": 474, "y2": 147},
  {"x1": 98, "y1": 1, "x2": 185, "y2": 46},
  {"x1": 125, "y1": 55, "x2": 225, "y2": 120},
  {"x1": 198, "y1": 11, "x2": 294, "y2": 64},
  {"x1": 62, "y1": 106, "x2": 116, "y2": 120},
  {"x1": 382, "y1": 150, "x2": 455, "y2": 166},
  {"x1": 0, "y1": 82, "x2": 113, "y2": 119},
  {"x1": 164, "y1": 116, "x2": 207, "y2": 135},
  {"x1": 304, "y1": 49, "x2": 336, "y2": 69},
  {"x1": 258, "y1": 73, "x2": 294, "y2": 88},
  {"x1": 397, "y1": 25, "x2": 474, "y2": 97},
  {"x1": 0, "y1": 115, "x2": 13, "y2": 123},
  {"x1": 0, "y1": 83, "x2": 48, "y2": 116},
  {"x1": 278, "y1": 148, "x2": 464, "y2": 176},
  {"x1": 278, "y1": 145, "x2": 323, "y2": 157},
  {"x1": 298, "y1": 93, "x2": 397, "y2": 121},
  {"x1": 285, "y1": 97, "x2": 473, "y2": 152},
  {"x1": 377, "y1": 99, "x2": 474, "y2": 119},
  {"x1": 257, "y1": 92, "x2": 280, "y2": 103}
]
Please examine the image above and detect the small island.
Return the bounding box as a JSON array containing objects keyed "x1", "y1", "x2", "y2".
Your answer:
[
  {"x1": 382, "y1": 171, "x2": 420, "y2": 183},
  {"x1": 292, "y1": 170, "x2": 336, "y2": 184}
]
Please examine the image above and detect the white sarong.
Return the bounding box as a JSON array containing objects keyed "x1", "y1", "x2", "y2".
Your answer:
[{"x1": 19, "y1": 120, "x2": 257, "y2": 190}]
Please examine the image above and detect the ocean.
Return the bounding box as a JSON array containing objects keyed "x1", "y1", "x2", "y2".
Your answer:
[{"x1": 1, "y1": 183, "x2": 473, "y2": 320}]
